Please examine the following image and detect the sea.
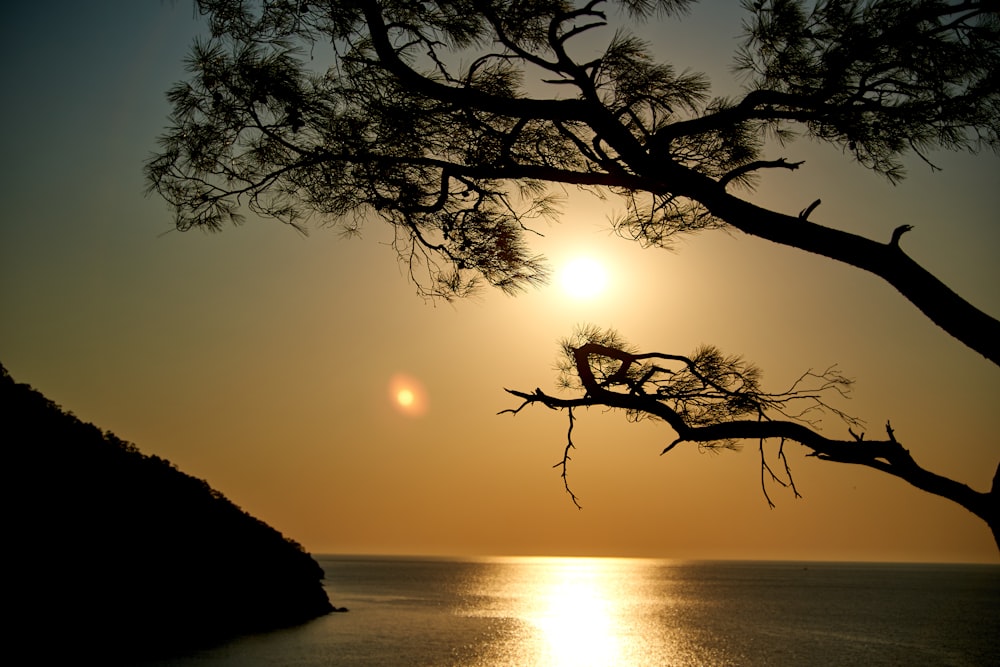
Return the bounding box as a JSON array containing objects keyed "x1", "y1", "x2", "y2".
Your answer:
[{"x1": 141, "y1": 555, "x2": 999, "y2": 666}]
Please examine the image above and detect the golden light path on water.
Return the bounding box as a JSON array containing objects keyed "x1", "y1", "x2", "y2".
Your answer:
[
  {"x1": 464, "y1": 557, "x2": 697, "y2": 667},
  {"x1": 531, "y1": 559, "x2": 623, "y2": 666}
]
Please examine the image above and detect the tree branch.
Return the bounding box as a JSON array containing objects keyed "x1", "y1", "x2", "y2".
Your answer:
[
  {"x1": 664, "y1": 171, "x2": 1000, "y2": 367},
  {"x1": 359, "y1": 1, "x2": 592, "y2": 124},
  {"x1": 504, "y1": 333, "x2": 997, "y2": 534},
  {"x1": 504, "y1": 388, "x2": 996, "y2": 530},
  {"x1": 719, "y1": 158, "x2": 804, "y2": 189},
  {"x1": 555, "y1": 406, "x2": 582, "y2": 509}
]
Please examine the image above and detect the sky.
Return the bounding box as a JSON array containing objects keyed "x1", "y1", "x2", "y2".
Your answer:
[{"x1": 2, "y1": 1, "x2": 998, "y2": 563}]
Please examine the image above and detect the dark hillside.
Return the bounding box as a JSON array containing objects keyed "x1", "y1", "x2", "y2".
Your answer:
[{"x1": 2, "y1": 363, "x2": 333, "y2": 662}]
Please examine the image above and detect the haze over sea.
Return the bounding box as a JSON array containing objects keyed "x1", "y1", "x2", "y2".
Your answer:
[{"x1": 141, "y1": 556, "x2": 998, "y2": 666}]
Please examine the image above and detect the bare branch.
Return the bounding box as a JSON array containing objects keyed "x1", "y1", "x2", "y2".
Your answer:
[
  {"x1": 890, "y1": 224, "x2": 914, "y2": 247},
  {"x1": 554, "y1": 407, "x2": 583, "y2": 509},
  {"x1": 719, "y1": 158, "x2": 804, "y2": 188},
  {"x1": 759, "y1": 439, "x2": 779, "y2": 509},
  {"x1": 798, "y1": 198, "x2": 821, "y2": 221},
  {"x1": 778, "y1": 438, "x2": 802, "y2": 500}
]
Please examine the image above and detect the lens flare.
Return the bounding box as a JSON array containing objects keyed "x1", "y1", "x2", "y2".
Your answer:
[{"x1": 388, "y1": 373, "x2": 428, "y2": 417}]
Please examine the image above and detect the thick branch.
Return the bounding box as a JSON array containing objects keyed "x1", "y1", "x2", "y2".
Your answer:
[
  {"x1": 665, "y1": 171, "x2": 1000, "y2": 367},
  {"x1": 359, "y1": 1, "x2": 591, "y2": 124},
  {"x1": 360, "y1": 1, "x2": 654, "y2": 173}
]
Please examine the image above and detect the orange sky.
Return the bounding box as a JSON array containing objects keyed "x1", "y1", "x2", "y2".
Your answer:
[{"x1": 2, "y1": 1, "x2": 998, "y2": 563}]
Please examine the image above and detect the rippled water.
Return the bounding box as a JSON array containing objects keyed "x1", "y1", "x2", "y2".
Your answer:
[{"x1": 143, "y1": 556, "x2": 999, "y2": 666}]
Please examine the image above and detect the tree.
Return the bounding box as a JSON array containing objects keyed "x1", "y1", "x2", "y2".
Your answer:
[{"x1": 147, "y1": 1, "x2": 1000, "y2": 546}]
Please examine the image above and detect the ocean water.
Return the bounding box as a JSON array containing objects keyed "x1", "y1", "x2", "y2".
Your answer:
[{"x1": 142, "y1": 556, "x2": 999, "y2": 666}]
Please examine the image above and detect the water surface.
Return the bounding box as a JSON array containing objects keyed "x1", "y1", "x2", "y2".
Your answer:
[{"x1": 143, "y1": 556, "x2": 999, "y2": 666}]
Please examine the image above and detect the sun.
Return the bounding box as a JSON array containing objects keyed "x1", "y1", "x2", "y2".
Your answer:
[{"x1": 559, "y1": 256, "x2": 608, "y2": 300}]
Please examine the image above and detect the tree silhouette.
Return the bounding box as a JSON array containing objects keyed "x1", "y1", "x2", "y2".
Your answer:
[{"x1": 148, "y1": 1, "x2": 999, "y2": 545}]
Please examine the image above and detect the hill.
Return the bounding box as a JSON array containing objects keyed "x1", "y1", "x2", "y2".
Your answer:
[{"x1": 2, "y1": 363, "x2": 334, "y2": 662}]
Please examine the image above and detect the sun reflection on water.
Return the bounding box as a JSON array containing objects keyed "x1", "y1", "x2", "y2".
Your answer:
[
  {"x1": 530, "y1": 560, "x2": 622, "y2": 667},
  {"x1": 460, "y1": 556, "x2": 694, "y2": 667}
]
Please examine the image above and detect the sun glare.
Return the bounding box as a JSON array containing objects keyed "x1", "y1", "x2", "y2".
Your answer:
[
  {"x1": 388, "y1": 374, "x2": 428, "y2": 417},
  {"x1": 559, "y1": 257, "x2": 608, "y2": 300},
  {"x1": 536, "y1": 575, "x2": 618, "y2": 666}
]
